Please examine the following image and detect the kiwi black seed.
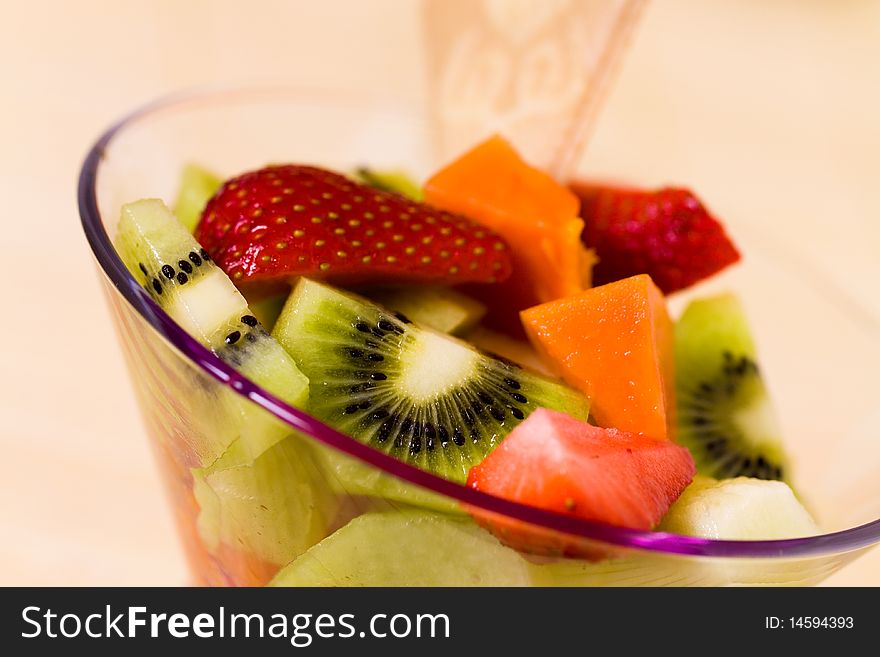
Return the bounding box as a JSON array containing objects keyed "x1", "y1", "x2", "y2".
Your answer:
[
  {"x1": 274, "y1": 279, "x2": 591, "y2": 484},
  {"x1": 135, "y1": 241, "x2": 211, "y2": 298}
]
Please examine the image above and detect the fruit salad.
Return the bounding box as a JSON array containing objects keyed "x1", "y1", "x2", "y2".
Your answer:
[{"x1": 115, "y1": 135, "x2": 817, "y2": 586}]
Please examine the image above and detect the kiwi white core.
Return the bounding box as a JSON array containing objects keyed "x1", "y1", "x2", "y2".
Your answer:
[
  {"x1": 397, "y1": 331, "x2": 477, "y2": 402},
  {"x1": 167, "y1": 268, "x2": 247, "y2": 339},
  {"x1": 732, "y1": 392, "x2": 779, "y2": 449}
]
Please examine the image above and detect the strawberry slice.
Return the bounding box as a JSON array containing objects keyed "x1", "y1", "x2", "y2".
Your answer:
[
  {"x1": 466, "y1": 408, "x2": 695, "y2": 557},
  {"x1": 196, "y1": 165, "x2": 512, "y2": 286},
  {"x1": 573, "y1": 183, "x2": 741, "y2": 294}
]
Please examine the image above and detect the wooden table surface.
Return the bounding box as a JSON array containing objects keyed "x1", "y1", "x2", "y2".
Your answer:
[{"x1": 2, "y1": 0, "x2": 879, "y2": 585}]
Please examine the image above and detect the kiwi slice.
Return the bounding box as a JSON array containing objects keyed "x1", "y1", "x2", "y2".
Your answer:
[
  {"x1": 273, "y1": 278, "x2": 590, "y2": 484},
  {"x1": 172, "y1": 163, "x2": 222, "y2": 233},
  {"x1": 675, "y1": 293, "x2": 789, "y2": 481},
  {"x1": 269, "y1": 511, "x2": 532, "y2": 586},
  {"x1": 364, "y1": 285, "x2": 486, "y2": 335},
  {"x1": 352, "y1": 167, "x2": 423, "y2": 201},
  {"x1": 115, "y1": 199, "x2": 309, "y2": 465}
]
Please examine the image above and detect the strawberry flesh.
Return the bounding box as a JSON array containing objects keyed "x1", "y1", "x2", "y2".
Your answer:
[
  {"x1": 574, "y1": 183, "x2": 741, "y2": 294},
  {"x1": 196, "y1": 165, "x2": 512, "y2": 286},
  {"x1": 467, "y1": 408, "x2": 695, "y2": 557}
]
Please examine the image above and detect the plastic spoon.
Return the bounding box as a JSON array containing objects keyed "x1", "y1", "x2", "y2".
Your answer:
[{"x1": 422, "y1": 0, "x2": 646, "y2": 181}]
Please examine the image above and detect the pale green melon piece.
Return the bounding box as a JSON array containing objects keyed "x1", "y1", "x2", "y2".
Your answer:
[
  {"x1": 172, "y1": 163, "x2": 222, "y2": 233},
  {"x1": 269, "y1": 511, "x2": 532, "y2": 586},
  {"x1": 352, "y1": 167, "x2": 422, "y2": 201},
  {"x1": 366, "y1": 286, "x2": 486, "y2": 335},
  {"x1": 659, "y1": 476, "x2": 819, "y2": 540},
  {"x1": 194, "y1": 434, "x2": 338, "y2": 568},
  {"x1": 244, "y1": 293, "x2": 287, "y2": 332},
  {"x1": 306, "y1": 440, "x2": 464, "y2": 516}
]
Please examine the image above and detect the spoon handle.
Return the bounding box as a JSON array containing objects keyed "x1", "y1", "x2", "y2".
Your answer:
[{"x1": 423, "y1": 0, "x2": 647, "y2": 180}]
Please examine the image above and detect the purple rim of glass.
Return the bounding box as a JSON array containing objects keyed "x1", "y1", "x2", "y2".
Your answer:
[{"x1": 78, "y1": 87, "x2": 880, "y2": 560}]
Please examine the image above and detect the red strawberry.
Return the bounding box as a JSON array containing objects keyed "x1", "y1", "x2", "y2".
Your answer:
[
  {"x1": 573, "y1": 183, "x2": 741, "y2": 294},
  {"x1": 195, "y1": 165, "x2": 512, "y2": 287}
]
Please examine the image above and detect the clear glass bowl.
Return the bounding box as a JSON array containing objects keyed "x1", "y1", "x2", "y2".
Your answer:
[{"x1": 79, "y1": 87, "x2": 880, "y2": 586}]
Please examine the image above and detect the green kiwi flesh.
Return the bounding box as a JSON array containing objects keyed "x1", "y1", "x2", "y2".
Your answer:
[
  {"x1": 273, "y1": 278, "x2": 590, "y2": 484},
  {"x1": 675, "y1": 293, "x2": 789, "y2": 481}
]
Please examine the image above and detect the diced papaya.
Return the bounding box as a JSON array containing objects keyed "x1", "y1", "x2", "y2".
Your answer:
[
  {"x1": 520, "y1": 274, "x2": 675, "y2": 440},
  {"x1": 424, "y1": 136, "x2": 593, "y2": 334}
]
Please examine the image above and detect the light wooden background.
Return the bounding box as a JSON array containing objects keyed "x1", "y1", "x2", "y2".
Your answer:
[{"x1": 2, "y1": 0, "x2": 879, "y2": 585}]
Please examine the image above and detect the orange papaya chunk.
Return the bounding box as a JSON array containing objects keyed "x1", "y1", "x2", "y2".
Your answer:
[
  {"x1": 424, "y1": 136, "x2": 592, "y2": 332},
  {"x1": 520, "y1": 274, "x2": 675, "y2": 440}
]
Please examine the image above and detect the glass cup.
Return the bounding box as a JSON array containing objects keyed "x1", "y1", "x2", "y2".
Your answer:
[{"x1": 79, "y1": 87, "x2": 880, "y2": 586}]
